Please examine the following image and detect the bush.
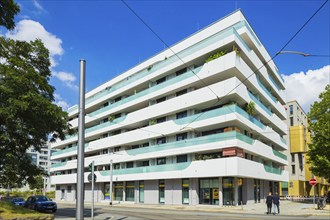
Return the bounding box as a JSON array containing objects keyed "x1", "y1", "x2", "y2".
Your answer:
[{"x1": 205, "y1": 50, "x2": 227, "y2": 63}]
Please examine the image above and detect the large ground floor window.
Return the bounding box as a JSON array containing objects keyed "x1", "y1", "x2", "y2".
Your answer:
[
  {"x1": 182, "y1": 179, "x2": 189, "y2": 204},
  {"x1": 125, "y1": 181, "x2": 135, "y2": 201},
  {"x1": 114, "y1": 182, "x2": 123, "y2": 201},
  {"x1": 223, "y1": 177, "x2": 234, "y2": 206},
  {"x1": 159, "y1": 180, "x2": 165, "y2": 204},
  {"x1": 104, "y1": 183, "x2": 110, "y2": 200},
  {"x1": 199, "y1": 178, "x2": 219, "y2": 205},
  {"x1": 139, "y1": 181, "x2": 144, "y2": 203},
  {"x1": 254, "y1": 179, "x2": 261, "y2": 203}
]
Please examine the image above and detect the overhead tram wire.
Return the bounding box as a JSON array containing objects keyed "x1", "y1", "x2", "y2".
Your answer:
[
  {"x1": 120, "y1": 0, "x2": 221, "y2": 101},
  {"x1": 120, "y1": 0, "x2": 328, "y2": 133}
]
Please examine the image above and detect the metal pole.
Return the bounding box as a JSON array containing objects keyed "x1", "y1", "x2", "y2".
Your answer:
[
  {"x1": 109, "y1": 159, "x2": 113, "y2": 205},
  {"x1": 43, "y1": 177, "x2": 46, "y2": 196},
  {"x1": 76, "y1": 60, "x2": 86, "y2": 220},
  {"x1": 313, "y1": 185, "x2": 315, "y2": 209},
  {"x1": 91, "y1": 161, "x2": 94, "y2": 220}
]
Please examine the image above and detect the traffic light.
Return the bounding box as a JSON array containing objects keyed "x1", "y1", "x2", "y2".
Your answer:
[{"x1": 88, "y1": 161, "x2": 94, "y2": 172}]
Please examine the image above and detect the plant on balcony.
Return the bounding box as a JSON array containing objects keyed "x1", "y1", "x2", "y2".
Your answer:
[
  {"x1": 205, "y1": 50, "x2": 227, "y2": 63},
  {"x1": 149, "y1": 119, "x2": 156, "y2": 125},
  {"x1": 232, "y1": 45, "x2": 241, "y2": 57},
  {"x1": 147, "y1": 65, "x2": 153, "y2": 71},
  {"x1": 245, "y1": 101, "x2": 257, "y2": 116},
  {"x1": 108, "y1": 115, "x2": 115, "y2": 122}
]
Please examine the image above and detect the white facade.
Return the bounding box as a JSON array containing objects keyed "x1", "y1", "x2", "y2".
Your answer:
[{"x1": 50, "y1": 10, "x2": 288, "y2": 205}]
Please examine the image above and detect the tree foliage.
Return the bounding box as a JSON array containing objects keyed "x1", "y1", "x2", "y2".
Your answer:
[
  {"x1": 0, "y1": 4, "x2": 73, "y2": 187},
  {"x1": 307, "y1": 85, "x2": 330, "y2": 181},
  {"x1": 0, "y1": 0, "x2": 20, "y2": 30}
]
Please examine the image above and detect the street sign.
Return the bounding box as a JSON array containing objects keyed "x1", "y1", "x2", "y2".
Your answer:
[
  {"x1": 88, "y1": 173, "x2": 97, "y2": 183},
  {"x1": 309, "y1": 178, "x2": 317, "y2": 186}
]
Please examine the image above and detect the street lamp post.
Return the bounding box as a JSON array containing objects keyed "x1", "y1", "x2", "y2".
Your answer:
[{"x1": 109, "y1": 159, "x2": 113, "y2": 205}]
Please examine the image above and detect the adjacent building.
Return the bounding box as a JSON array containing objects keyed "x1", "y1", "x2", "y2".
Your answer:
[
  {"x1": 27, "y1": 144, "x2": 54, "y2": 191},
  {"x1": 50, "y1": 10, "x2": 288, "y2": 205},
  {"x1": 280, "y1": 100, "x2": 329, "y2": 197}
]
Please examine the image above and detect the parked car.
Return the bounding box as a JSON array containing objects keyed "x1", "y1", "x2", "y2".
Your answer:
[
  {"x1": 24, "y1": 195, "x2": 57, "y2": 212},
  {"x1": 11, "y1": 197, "x2": 25, "y2": 206}
]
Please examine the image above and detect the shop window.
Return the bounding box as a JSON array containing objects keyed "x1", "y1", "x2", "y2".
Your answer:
[
  {"x1": 114, "y1": 182, "x2": 123, "y2": 201},
  {"x1": 223, "y1": 178, "x2": 233, "y2": 205},
  {"x1": 199, "y1": 178, "x2": 219, "y2": 205},
  {"x1": 159, "y1": 180, "x2": 165, "y2": 204},
  {"x1": 125, "y1": 182, "x2": 135, "y2": 201},
  {"x1": 139, "y1": 181, "x2": 144, "y2": 203},
  {"x1": 182, "y1": 179, "x2": 189, "y2": 204}
]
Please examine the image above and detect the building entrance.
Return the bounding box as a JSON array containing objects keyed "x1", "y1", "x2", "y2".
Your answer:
[{"x1": 199, "y1": 178, "x2": 219, "y2": 205}]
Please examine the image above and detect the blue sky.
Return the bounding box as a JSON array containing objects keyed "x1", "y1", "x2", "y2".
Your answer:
[{"x1": 3, "y1": 0, "x2": 330, "y2": 112}]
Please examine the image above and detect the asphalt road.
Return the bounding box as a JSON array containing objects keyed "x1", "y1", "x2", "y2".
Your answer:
[{"x1": 54, "y1": 203, "x2": 329, "y2": 220}]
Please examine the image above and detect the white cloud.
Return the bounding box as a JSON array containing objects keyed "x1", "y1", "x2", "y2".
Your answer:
[
  {"x1": 53, "y1": 71, "x2": 78, "y2": 91},
  {"x1": 283, "y1": 65, "x2": 330, "y2": 113},
  {"x1": 5, "y1": 19, "x2": 63, "y2": 67},
  {"x1": 54, "y1": 93, "x2": 69, "y2": 110}
]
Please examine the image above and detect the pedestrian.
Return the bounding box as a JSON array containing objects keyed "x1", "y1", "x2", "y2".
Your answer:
[
  {"x1": 273, "y1": 192, "x2": 280, "y2": 214},
  {"x1": 266, "y1": 192, "x2": 273, "y2": 214}
]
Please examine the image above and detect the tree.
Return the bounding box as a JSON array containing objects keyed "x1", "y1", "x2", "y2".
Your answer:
[
  {"x1": 29, "y1": 175, "x2": 44, "y2": 191},
  {"x1": 0, "y1": 0, "x2": 20, "y2": 30},
  {"x1": 0, "y1": 3, "x2": 73, "y2": 187},
  {"x1": 307, "y1": 85, "x2": 330, "y2": 181}
]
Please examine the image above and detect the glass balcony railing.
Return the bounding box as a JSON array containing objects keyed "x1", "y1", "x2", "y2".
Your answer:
[
  {"x1": 263, "y1": 164, "x2": 283, "y2": 175},
  {"x1": 88, "y1": 66, "x2": 203, "y2": 117},
  {"x1": 272, "y1": 149, "x2": 287, "y2": 160},
  {"x1": 51, "y1": 161, "x2": 67, "y2": 168},
  {"x1": 248, "y1": 92, "x2": 272, "y2": 116},
  {"x1": 268, "y1": 73, "x2": 281, "y2": 91},
  {"x1": 127, "y1": 131, "x2": 253, "y2": 156},
  {"x1": 280, "y1": 137, "x2": 287, "y2": 144},
  {"x1": 100, "y1": 161, "x2": 191, "y2": 176},
  {"x1": 51, "y1": 143, "x2": 89, "y2": 157},
  {"x1": 174, "y1": 104, "x2": 266, "y2": 130},
  {"x1": 68, "y1": 21, "x2": 255, "y2": 114},
  {"x1": 257, "y1": 78, "x2": 277, "y2": 103}
]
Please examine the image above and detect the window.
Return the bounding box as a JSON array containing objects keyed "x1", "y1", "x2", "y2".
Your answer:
[
  {"x1": 176, "y1": 133, "x2": 187, "y2": 141},
  {"x1": 67, "y1": 185, "x2": 72, "y2": 193},
  {"x1": 125, "y1": 182, "x2": 135, "y2": 201},
  {"x1": 103, "y1": 102, "x2": 109, "y2": 107},
  {"x1": 177, "y1": 154, "x2": 188, "y2": 163},
  {"x1": 156, "y1": 97, "x2": 166, "y2": 103},
  {"x1": 157, "y1": 117, "x2": 166, "y2": 123},
  {"x1": 182, "y1": 179, "x2": 189, "y2": 204},
  {"x1": 114, "y1": 163, "x2": 120, "y2": 170},
  {"x1": 157, "y1": 157, "x2": 166, "y2": 165},
  {"x1": 298, "y1": 153, "x2": 303, "y2": 171},
  {"x1": 126, "y1": 162, "x2": 133, "y2": 168},
  {"x1": 159, "y1": 180, "x2": 165, "y2": 204},
  {"x1": 139, "y1": 181, "x2": 144, "y2": 203},
  {"x1": 114, "y1": 146, "x2": 121, "y2": 152},
  {"x1": 156, "y1": 77, "x2": 166, "y2": 84},
  {"x1": 290, "y1": 117, "x2": 294, "y2": 126},
  {"x1": 142, "y1": 142, "x2": 149, "y2": 148},
  {"x1": 176, "y1": 67, "x2": 187, "y2": 76},
  {"x1": 102, "y1": 149, "x2": 108, "y2": 154},
  {"x1": 157, "y1": 137, "x2": 166, "y2": 145},
  {"x1": 176, "y1": 111, "x2": 187, "y2": 119},
  {"x1": 289, "y1": 105, "x2": 293, "y2": 115},
  {"x1": 291, "y1": 165, "x2": 296, "y2": 175},
  {"x1": 131, "y1": 145, "x2": 139, "y2": 149},
  {"x1": 142, "y1": 160, "x2": 149, "y2": 167},
  {"x1": 114, "y1": 97, "x2": 121, "y2": 102},
  {"x1": 176, "y1": 89, "x2": 187, "y2": 97},
  {"x1": 291, "y1": 153, "x2": 295, "y2": 163}
]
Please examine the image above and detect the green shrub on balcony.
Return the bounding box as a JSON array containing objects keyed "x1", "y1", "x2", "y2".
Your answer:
[
  {"x1": 205, "y1": 50, "x2": 227, "y2": 63},
  {"x1": 245, "y1": 101, "x2": 257, "y2": 117}
]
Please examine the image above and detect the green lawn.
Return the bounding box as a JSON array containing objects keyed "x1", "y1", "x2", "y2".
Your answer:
[{"x1": 0, "y1": 201, "x2": 53, "y2": 220}]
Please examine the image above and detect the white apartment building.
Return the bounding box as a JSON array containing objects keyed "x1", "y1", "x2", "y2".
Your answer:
[{"x1": 50, "y1": 10, "x2": 288, "y2": 206}]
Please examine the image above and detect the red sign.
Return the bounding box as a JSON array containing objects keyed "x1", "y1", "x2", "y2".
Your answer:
[{"x1": 309, "y1": 178, "x2": 317, "y2": 186}]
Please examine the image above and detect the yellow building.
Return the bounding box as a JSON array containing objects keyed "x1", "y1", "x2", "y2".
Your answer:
[{"x1": 280, "y1": 101, "x2": 329, "y2": 197}]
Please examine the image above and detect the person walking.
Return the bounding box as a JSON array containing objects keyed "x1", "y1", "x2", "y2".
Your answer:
[
  {"x1": 273, "y1": 192, "x2": 280, "y2": 214},
  {"x1": 266, "y1": 192, "x2": 273, "y2": 214}
]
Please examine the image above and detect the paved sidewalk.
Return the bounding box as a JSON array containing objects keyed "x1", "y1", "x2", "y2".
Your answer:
[{"x1": 57, "y1": 200, "x2": 330, "y2": 216}]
